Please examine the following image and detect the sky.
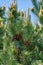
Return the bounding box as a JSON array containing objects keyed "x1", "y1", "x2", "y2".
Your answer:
[
  {"x1": 0, "y1": 0, "x2": 35, "y2": 24},
  {"x1": 0, "y1": 0, "x2": 33, "y2": 11}
]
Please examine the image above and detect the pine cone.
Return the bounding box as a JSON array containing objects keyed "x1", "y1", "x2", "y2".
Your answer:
[
  {"x1": 24, "y1": 40, "x2": 30, "y2": 46},
  {"x1": 15, "y1": 33, "x2": 22, "y2": 41}
]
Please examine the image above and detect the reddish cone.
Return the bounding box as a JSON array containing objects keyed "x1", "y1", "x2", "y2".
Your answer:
[
  {"x1": 15, "y1": 33, "x2": 22, "y2": 41},
  {"x1": 24, "y1": 40, "x2": 30, "y2": 46}
]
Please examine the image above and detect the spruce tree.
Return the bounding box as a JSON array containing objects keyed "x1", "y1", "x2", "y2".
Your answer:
[{"x1": 0, "y1": 0, "x2": 43, "y2": 65}]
